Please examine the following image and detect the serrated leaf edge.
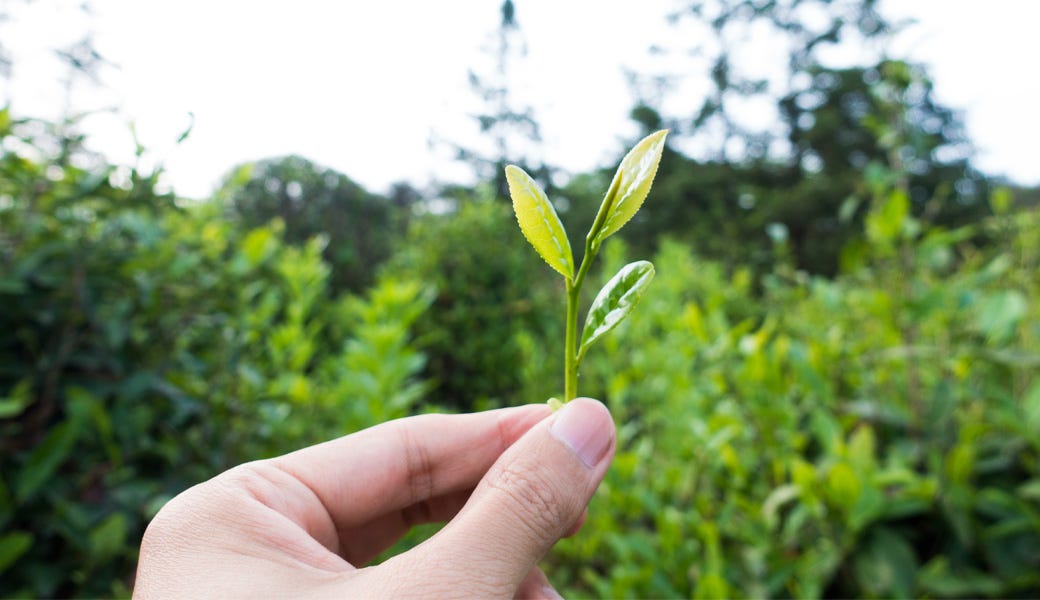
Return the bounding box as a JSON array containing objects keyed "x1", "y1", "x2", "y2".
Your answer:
[
  {"x1": 506, "y1": 165, "x2": 574, "y2": 279},
  {"x1": 594, "y1": 130, "x2": 668, "y2": 244},
  {"x1": 577, "y1": 260, "x2": 655, "y2": 363}
]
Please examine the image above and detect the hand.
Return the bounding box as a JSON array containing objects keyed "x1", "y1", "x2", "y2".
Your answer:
[{"x1": 133, "y1": 398, "x2": 616, "y2": 598}]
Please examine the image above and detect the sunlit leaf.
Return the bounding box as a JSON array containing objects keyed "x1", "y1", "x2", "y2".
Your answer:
[
  {"x1": 505, "y1": 165, "x2": 574, "y2": 279},
  {"x1": 0, "y1": 531, "x2": 33, "y2": 575},
  {"x1": 0, "y1": 379, "x2": 31, "y2": 419},
  {"x1": 1022, "y1": 379, "x2": 1040, "y2": 434},
  {"x1": 577, "y1": 260, "x2": 654, "y2": 363},
  {"x1": 866, "y1": 188, "x2": 909, "y2": 244},
  {"x1": 89, "y1": 513, "x2": 128, "y2": 562},
  {"x1": 825, "y1": 462, "x2": 861, "y2": 507},
  {"x1": 974, "y1": 289, "x2": 1027, "y2": 343},
  {"x1": 590, "y1": 130, "x2": 668, "y2": 246}
]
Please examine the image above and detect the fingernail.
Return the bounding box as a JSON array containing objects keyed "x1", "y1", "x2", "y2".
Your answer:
[
  {"x1": 542, "y1": 584, "x2": 565, "y2": 599},
  {"x1": 550, "y1": 399, "x2": 612, "y2": 468}
]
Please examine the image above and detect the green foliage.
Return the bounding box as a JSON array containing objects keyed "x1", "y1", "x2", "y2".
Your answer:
[
  {"x1": 218, "y1": 155, "x2": 403, "y2": 292},
  {"x1": 546, "y1": 196, "x2": 1040, "y2": 597},
  {"x1": 599, "y1": 60, "x2": 988, "y2": 277},
  {"x1": 3, "y1": 48, "x2": 1039, "y2": 597},
  {"x1": 384, "y1": 192, "x2": 562, "y2": 409},
  {"x1": 0, "y1": 119, "x2": 429, "y2": 596}
]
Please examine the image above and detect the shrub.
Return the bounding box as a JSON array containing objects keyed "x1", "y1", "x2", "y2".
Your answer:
[
  {"x1": 548, "y1": 199, "x2": 1040, "y2": 597},
  {"x1": 0, "y1": 116, "x2": 430, "y2": 597},
  {"x1": 384, "y1": 192, "x2": 563, "y2": 410}
]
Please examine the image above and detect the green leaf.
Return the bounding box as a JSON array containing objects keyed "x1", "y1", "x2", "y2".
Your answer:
[
  {"x1": 974, "y1": 289, "x2": 1027, "y2": 343},
  {"x1": 577, "y1": 260, "x2": 655, "y2": 363},
  {"x1": 1023, "y1": 380, "x2": 1040, "y2": 433},
  {"x1": 762, "y1": 484, "x2": 800, "y2": 530},
  {"x1": 866, "y1": 188, "x2": 910, "y2": 244},
  {"x1": 825, "y1": 462, "x2": 861, "y2": 507},
  {"x1": 590, "y1": 130, "x2": 668, "y2": 246},
  {"x1": 989, "y1": 186, "x2": 1012, "y2": 215},
  {"x1": 848, "y1": 425, "x2": 876, "y2": 472},
  {"x1": 15, "y1": 419, "x2": 81, "y2": 502},
  {"x1": 853, "y1": 527, "x2": 917, "y2": 598},
  {"x1": 0, "y1": 531, "x2": 33, "y2": 575},
  {"x1": 919, "y1": 557, "x2": 1004, "y2": 597},
  {"x1": 849, "y1": 485, "x2": 885, "y2": 531},
  {"x1": 505, "y1": 165, "x2": 574, "y2": 279},
  {"x1": 0, "y1": 379, "x2": 32, "y2": 419},
  {"x1": 88, "y1": 513, "x2": 128, "y2": 563}
]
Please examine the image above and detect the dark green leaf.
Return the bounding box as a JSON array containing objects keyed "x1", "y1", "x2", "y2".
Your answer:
[{"x1": 15, "y1": 419, "x2": 81, "y2": 502}]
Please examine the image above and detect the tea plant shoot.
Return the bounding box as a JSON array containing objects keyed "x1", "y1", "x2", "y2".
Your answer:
[{"x1": 506, "y1": 130, "x2": 668, "y2": 407}]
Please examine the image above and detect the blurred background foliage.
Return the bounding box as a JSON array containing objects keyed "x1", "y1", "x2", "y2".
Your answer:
[{"x1": 2, "y1": 0, "x2": 1039, "y2": 597}]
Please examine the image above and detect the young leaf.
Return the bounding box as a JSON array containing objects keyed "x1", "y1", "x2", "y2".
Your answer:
[
  {"x1": 505, "y1": 165, "x2": 574, "y2": 279},
  {"x1": 590, "y1": 130, "x2": 668, "y2": 246},
  {"x1": 577, "y1": 260, "x2": 655, "y2": 363}
]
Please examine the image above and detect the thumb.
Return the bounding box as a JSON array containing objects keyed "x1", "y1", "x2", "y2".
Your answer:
[{"x1": 409, "y1": 398, "x2": 615, "y2": 596}]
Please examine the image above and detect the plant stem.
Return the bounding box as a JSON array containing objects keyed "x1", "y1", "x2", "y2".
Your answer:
[
  {"x1": 564, "y1": 242, "x2": 597, "y2": 402},
  {"x1": 564, "y1": 280, "x2": 579, "y2": 402}
]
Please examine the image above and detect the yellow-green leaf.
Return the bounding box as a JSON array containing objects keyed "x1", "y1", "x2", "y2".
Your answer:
[
  {"x1": 591, "y1": 129, "x2": 668, "y2": 245},
  {"x1": 505, "y1": 165, "x2": 574, "y2": 279}
]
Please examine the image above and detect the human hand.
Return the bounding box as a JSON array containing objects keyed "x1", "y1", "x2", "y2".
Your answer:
[{"x1": 133, "y1": 398, "x2": 615, "y2": 598}]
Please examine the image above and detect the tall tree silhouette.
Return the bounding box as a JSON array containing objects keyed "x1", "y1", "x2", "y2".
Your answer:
[{"x1": 434, "y1": 0, "x2": 552, "y2": 201}]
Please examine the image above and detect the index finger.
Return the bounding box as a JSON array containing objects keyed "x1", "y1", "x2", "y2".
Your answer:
[{"x1": 270, "y1": 403, "x2": 551, "y2": 531}]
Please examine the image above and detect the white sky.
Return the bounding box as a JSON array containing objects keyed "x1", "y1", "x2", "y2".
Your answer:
[{"x1": 1, "y1": 0, "x2": 1037, "y2": 198}]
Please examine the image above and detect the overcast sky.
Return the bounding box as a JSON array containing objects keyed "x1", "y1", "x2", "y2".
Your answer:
[{"x1": 1, "y1": 0, "x2": 1037, "y2": 198}]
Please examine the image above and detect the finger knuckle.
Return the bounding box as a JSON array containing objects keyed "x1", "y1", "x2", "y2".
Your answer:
[{"x1": 487, "y1": 460, "x2": 567, "y2": 546}]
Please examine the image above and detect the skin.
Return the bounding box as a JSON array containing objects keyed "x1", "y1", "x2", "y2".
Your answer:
[{"x1": 133, "y1": 398, "x2": 616, "y2": 599}]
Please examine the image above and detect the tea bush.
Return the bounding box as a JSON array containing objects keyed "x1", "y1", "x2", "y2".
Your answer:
[
  {"x1": 384, "y1": 192, "x2": 563, "y2": 410},
  {"x1": 548, "y1": 199, "x2": 1040, "y2": 597},
  {"x1": 3, "y1": 109, "x2": 1038, "y2": 598},
  {"x1": 0, "y1": 115, "x2": 430, "y2": 597}
]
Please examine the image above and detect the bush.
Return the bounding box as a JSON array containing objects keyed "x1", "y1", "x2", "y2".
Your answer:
[
  {"x1": 0, "y1": 116, "x2": 430, "y2": 597},
  {"x1": 4, "y1": 109, "x2": 1038, "y2": 598},
  {"x1": 547, "y1": 199, "x2": 1040, "y2": 597},
  {"x1": 384, "y1": 192, "x2": 564, "y2": 410},
  {"x1": 217, "y1": 155, "x2": 404, "y2": 293}
]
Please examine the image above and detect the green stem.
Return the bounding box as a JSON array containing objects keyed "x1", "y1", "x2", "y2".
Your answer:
[
  {"x1": 561, "y1": 172, "x2": 619, "y2": 402},
  {"x1": 564, "y1": 241, "x2": 598, "y2": 402},
  {"x1": 564, "y1": 280, "x2": 579, "y2": 402}
]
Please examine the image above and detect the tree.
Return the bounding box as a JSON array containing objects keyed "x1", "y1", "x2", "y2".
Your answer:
[
  {"x1": 621, "y1": 57, "x2": 992, "y2": 277},
  {"x1": 432, "y1": 0, "x2": 552, "y2": 200},
  {"x1": 218, "y1": 155, "x2": 401, "y2": 292},
  {"x1": 765, "y1": 59, "x2": 987, "y2": 273},
  {"x1": 635, "y1": 0, "x2": 893, "y2": 159}
]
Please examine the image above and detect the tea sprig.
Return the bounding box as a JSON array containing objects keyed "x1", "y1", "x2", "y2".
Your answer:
[{"x1": 506, "y1": 130, "x2": 667, "y2": 406}]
